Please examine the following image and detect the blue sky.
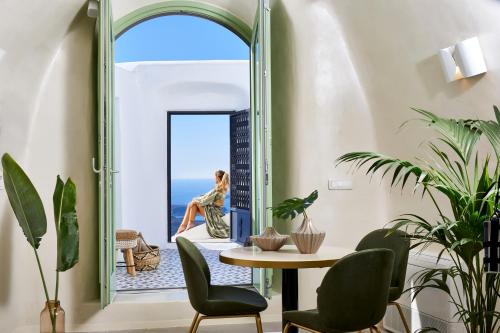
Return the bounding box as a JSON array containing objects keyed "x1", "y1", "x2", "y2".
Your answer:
[
  {"x1": 171, "y1": 115, "x2": 230, "y2": 179},
  {"x1": 116, "y1": 15, "x2": 247, "y2": 179},
  {"x1": 115, "y1": 15, "x2": 249, "y2": 62}
]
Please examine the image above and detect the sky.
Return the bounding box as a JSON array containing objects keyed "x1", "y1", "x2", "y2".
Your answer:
[
  {"x1": 116, "y1": 15, "x2": 249, "y2": 179},
  {"x1": 115, "y1": 15, "x2": 249, "y2": 62},
  {"x1": 171, "y1": 115, "x2": 230, "y2": 179}
]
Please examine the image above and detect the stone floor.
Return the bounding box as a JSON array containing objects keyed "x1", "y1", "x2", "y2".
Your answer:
[
  {"x1": 116, "y1": 243, "x2": 252, "y2": 291},
  {"x1": 80, "y1": 322, "x2": 282, "y2": 333}
]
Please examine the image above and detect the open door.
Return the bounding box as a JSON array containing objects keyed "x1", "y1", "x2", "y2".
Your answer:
[
  {"x1": 230, "y1": 109, "x2": 252, "y2": 244},
  {"x1": 96, "y1": 0, "x2": 116, "y2": 308},
  {"x1": 251, "y1": 0, "x2": 273, "y2": 297}
]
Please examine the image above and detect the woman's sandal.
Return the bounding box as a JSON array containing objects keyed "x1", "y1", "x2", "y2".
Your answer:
[
  {"x1": 186, "y1": 221, "x2": 195, "y2": 231},
  {"x1": 175, "y1": 225, "x2": 187, "y2": 235}
]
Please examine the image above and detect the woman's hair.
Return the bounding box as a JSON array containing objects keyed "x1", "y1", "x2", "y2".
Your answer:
[{"x1": 215, "y1": 170, "x2": 229, "y2": 192}]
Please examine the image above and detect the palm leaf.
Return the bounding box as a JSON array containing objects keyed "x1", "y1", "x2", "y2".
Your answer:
[
  {"x1": 411, "y1": 108, "x2": 481, "y2": 164},
  {"x1": 53, "y1": 176, "x2": 79, "y2": 272},
  {"x1": 471, "y1": 106, "x2": 500, "y2": 159},
  {"x1": 1, "y1": 153, "x2": 47, "y2": 249}
]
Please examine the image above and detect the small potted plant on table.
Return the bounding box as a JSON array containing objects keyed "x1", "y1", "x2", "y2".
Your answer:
[{"x1": 270, "y1": 190, "x2": 325, "y2": 254}]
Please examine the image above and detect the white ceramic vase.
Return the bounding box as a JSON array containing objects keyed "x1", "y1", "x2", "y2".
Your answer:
[{"x1": 291, "y1": 218, "x2": 325, "y2": 254}]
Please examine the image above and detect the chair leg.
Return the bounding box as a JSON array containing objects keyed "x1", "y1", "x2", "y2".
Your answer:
[
  {"x1": 392, "y1": 302, "x2": 411, "y2": 333},
  {"x1": 189, "y1": 313, "x2": 203, "y2": 333},
  {"x1": 255, "y1": 314, "x2": 264, "y2": 333},
  {"x1": 285, "y1": 322, "x2": 321, "y2": 333},
  {"x1": 188, "y1": 312, "x2": 199, "y2": 333}
]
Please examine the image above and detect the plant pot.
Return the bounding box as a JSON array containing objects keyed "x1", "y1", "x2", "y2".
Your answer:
[
  {"x1": 40, "y1": 300, "x2": 65, "y2": 333},
  {"x1": 250, "y1": 227, "x2": 289, "y2": 251},
  {"x1": 291, "y1": 218, "x2": 325, "y2": 254}
]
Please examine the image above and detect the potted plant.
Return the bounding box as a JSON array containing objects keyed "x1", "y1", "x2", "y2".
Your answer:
[
  {"x1": 270, "y1": 190, "x2": 324, "y2": 254},
  {"x1": 2, "y1": 153, "x2": 79, "y2": 333},
  {"x1": 336, "y1": 108, "x2": 500, "y2": 333}
]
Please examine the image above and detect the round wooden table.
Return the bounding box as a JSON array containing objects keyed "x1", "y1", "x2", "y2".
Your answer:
[{"x1": 220, "y1": 245, "x2": 354, "y2": 333}]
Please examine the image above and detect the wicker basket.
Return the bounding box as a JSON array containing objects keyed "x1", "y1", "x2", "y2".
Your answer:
[{"x1": 133, "y1": 233, "x2": 160, "y2": 271}]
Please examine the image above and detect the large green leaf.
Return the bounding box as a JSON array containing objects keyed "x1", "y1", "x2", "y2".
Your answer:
[
  {"x1": 1, "y1": 153, "x2": 47, "y2": 249},
  {"x1": 270, "y1": 190, "x2": 318, "y2": 220},
  {"x1": 53, "y1": 176, "x2": 79, "y2": 271}
]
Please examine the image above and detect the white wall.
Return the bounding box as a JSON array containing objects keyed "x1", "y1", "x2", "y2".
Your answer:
[
  {"x1": 1, "y1": 0, "x2": 500, "y2": 331},
  {"x1": 115, "y1": 60, "x2": 250, "y2": 248},
  {"x1": 270, "y1": 0, "x2": 500, "y2": 311}
]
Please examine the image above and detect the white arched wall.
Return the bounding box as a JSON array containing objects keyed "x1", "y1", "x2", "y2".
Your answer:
[{"x1": 2, "y1": 0, "x2": 500, "y2": 331}]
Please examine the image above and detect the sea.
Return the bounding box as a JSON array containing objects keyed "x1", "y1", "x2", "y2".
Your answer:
[{"x1": 170, "y1": 179, "x2": 229, "y2": 237}]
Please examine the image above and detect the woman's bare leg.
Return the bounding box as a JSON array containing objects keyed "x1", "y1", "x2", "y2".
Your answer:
[
  {"x1": 187, "y1": 204, "x2": 205, "y2": 230},
  {"x1": 176, "y1": 201, "x2": 195, "y2": 234}
]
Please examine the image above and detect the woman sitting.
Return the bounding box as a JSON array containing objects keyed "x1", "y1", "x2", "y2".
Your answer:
[{"x1": 175, "y1": 170, "x2": 230, "y2": 239}]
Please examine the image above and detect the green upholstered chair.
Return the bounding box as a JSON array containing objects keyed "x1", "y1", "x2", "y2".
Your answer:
[
  {"x1": 356, "y1": 229, "x2": 410, "y2": 333},
  {"x1": 283, "y1": 249, "x2": 394, "y2": 333},
  {"x1": 176, "y1": 236, "x2": 267, "y2": 333}
]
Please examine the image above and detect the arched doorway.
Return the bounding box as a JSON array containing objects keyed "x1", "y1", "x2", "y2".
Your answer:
[
  {"x1": 113, "y1": 13, "x2": 252, "y2": 292},
  {"x1": 96, "y1": 0, "x2": 272, "y2": 307}
]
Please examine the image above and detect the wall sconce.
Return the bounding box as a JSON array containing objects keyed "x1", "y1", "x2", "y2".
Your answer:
[{"x1": 438, "y1": 37, "x2": 487, "y2": 83}]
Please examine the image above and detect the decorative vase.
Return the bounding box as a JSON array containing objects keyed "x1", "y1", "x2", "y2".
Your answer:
[
  {"x1": 291, "y1": 218, "x2": 325, "y2": 254},
  {"x1": 250, "y1": 226, "x2": 289, "y2": 251},
  {"x1": 40, "y1": 300, "x2": 65, "y2": 333}
]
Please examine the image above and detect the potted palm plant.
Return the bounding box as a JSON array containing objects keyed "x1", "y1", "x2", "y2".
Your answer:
[
  {"x1": 336, "y1": 107, "x2": 500, "y2": 333},
  {"x1": 2, "y1": 153, "x2": 79, "y2": 333},
  {"x1": 270, "y1": 190, "x2": 324, "y2": 253}
]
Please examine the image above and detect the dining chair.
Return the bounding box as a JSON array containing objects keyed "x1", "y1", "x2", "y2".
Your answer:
[
  {"x1": 356, "y1": 229, "x2": 411, "y2": 333},
  {"x1": 176, "y1": 236, "x2": 268, "y2": 333},
  {"x1": 283, "y1": 248, "x2": 394, "y2": 333}
]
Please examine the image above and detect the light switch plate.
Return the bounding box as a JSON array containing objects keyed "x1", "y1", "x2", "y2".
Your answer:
[{"x1": 328, "y1": 179, "x2": 353, "y2": 190}]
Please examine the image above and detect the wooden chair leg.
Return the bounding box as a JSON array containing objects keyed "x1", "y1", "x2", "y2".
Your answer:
[
  {"x1": 255, "y1": 313, "x2": 264, "y2": 333},
  {"x1": 283, "y1": 322, "x2": 291, "y2": 333},
  {"x1": 392, "y1": 302, "x2": 411, "y2": 333},
  {"x1": 123, "y1": 248, "x2": 136, "y2": 276},
  {"x1": 190, "y1": 313, "x2": 203, "y2": 333}
]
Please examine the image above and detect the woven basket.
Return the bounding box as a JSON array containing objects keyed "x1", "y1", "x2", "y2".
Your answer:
[{"x1": 133, "y1": 233, "x2": 160, "y2": 271}]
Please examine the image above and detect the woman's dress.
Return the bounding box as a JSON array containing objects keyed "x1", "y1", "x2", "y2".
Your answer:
[{"x1": 194, "y1": 188, "x2": 229, "y2": 238}]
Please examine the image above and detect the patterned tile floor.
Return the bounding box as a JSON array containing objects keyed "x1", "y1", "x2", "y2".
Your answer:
[{"x1": 116, "y1": 244, "x2": 252, "y2": 291}]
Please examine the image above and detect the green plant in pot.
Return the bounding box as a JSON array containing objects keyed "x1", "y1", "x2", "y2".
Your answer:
[
  {"x1": 336, "y1": 108, "x2": 500, "y2": 333},
  {"x1": 270, "y1": 190, "x2": 324, "y2": 254},
  {"x1": 2, "y1": 153, "x2": 79, "y2": 333}
]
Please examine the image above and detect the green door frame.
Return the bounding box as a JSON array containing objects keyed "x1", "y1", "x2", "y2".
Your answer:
[
  {"x1": 114, "y1": 1, "x2": 252, "y2": 43},
  {"x1": 101, "y1": 0, "x2": 272, "y2": 305}
]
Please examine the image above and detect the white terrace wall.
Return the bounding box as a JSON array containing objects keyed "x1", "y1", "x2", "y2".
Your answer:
[{"x1": 115, "y1": 60, "x2": 250, "y2": 248}]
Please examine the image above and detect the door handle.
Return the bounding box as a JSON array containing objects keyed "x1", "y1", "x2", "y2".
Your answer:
[{"x1": 92, "y1": 157, "x2": 102, "y2": 174}]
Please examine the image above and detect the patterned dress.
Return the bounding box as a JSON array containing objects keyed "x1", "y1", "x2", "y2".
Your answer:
[{"x1": 194, "y1": 188, "x2": 229, "y2": 238}]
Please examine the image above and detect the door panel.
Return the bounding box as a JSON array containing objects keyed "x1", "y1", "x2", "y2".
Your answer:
[
  {"x1": 230, "y1": 110, "x2": 252, "y2": 244},
  {"x1": 97, "y1": 0, "x2": 116, "y2": 308},
  {"x1": 251, "y1": 0, "x2": 272, "y2": 297}
]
